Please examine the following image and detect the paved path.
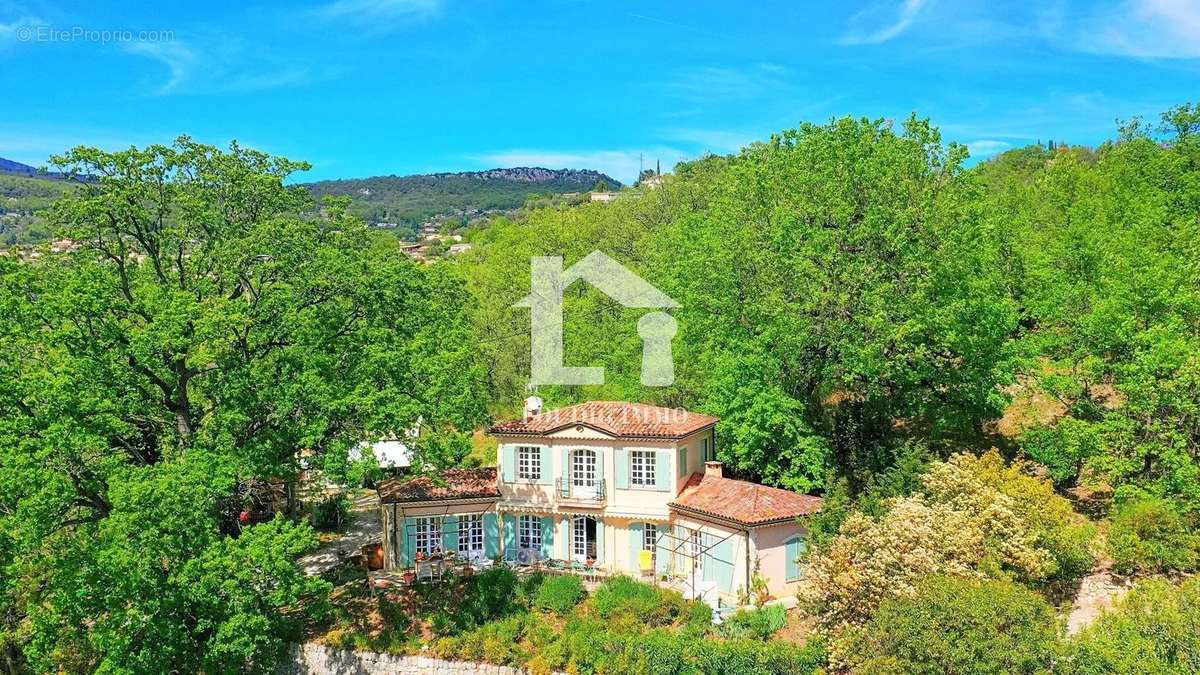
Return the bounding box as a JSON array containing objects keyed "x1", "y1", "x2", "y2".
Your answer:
[
  {"x1": 1066, "y1": 568, "x2": 1130, "y2": 635},
  {"x1": 300, "y1": 492, "x2": 381, "y2": 576}
]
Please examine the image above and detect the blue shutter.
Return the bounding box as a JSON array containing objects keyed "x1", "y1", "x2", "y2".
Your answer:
[
  {"x1": 786, "y1": 537, "x2": 802, "y2": 581},
  {"x1": 561, "y1": 448, "x2": 570, "y2": 492},
  {"x1": 629, "y1": 522, "x2": 644, "y2": 570},
  {"x1": 615, "y1": 449, "x2": 629, "y2": 489},
  {"x1": 484, "y1": 513, "x2": 499, "y2": 558},
  {"x1": 541, "y1": 516, "x2": 555, "y2": 559},
  {"x1": 501, "y1": 446, "x2": 515, "y2": 482},
  {"x1": 678, "y1": 446, "x2": 687, "y2": 477},
  {"x1": 443, "y1": 515, "x2": 459, "y2": 553},
  {"x1": 654, "y1": 451, "x2": 670, "y2": 492},
  {"x1": 539, "y1": 446, "x2": 553, "y2": 485},
  {"x1": 398, "y1": 517, "x2": 413, "y2": 567},
  {"x1": 503, "y1": 514, "x2": 516, "y2": 560}
]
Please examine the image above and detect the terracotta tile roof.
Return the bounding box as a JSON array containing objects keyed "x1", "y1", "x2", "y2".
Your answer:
[
  {"x1": 488, "y1": 401, "x2": 718, "y2": 440},
  {"x1": 669, "y1": 472, "x2": 823, "y2": 526},
  {"x1": 377, "y1": 468, "x2": 499, "y2": 504}
]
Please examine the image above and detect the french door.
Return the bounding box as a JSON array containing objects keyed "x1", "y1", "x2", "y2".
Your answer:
[
  {"x1": 571, "y1": 515, "x2": 597, "y2": 562},
  {"x1": 571, "y1": 449, "x2": 597, "y2": 497}
]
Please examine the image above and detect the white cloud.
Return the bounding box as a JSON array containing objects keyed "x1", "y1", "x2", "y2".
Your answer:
[
  {"x1": 1077, "y1": 0, "x2": 1200, "y2": 58},
  {"x1": 471, "y1": 148, "x2": 691, "y2": 185},
  {"x1": 0, "y1": 3, "x2": 43, "y2": 51},
  {"x1": 123, "y1": 33, "x2": 323, "y2": 96},
  {"x1": 665, "y1": 63, "x2": 791, "y2": 102},
  {"x1": 840, "y1": 0, "x2": 929, "y2": 44},
  {"x1": 965, "y1": 139, "x2": 1011, "y2": 158},
  {"x1": 311, "y1": 0, "x2": 441, "y2": 29}
]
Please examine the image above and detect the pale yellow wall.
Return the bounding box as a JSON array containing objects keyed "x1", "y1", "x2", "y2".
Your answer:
[{"x1": 495, "y1": 434, "x2": 688, "y2": 516}]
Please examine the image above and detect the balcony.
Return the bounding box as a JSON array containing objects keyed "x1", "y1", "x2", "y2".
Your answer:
[{"x1": 555, "y1": 477, "x2": 607, "y2": 506}]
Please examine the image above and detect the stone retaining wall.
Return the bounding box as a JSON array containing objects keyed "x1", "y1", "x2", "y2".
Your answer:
[{"x1": 281, "y1": 643, "x2": 534, "y2": 675}]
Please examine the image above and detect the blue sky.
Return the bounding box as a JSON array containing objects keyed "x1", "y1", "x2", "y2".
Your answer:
[{"x1": 1, "y1": 0, "x2": 1199, "y2": 184}]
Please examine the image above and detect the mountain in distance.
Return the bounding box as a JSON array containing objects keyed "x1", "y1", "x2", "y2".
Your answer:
[
  {"x1": 302, "y1": 167, "x2": 622, "y2": 235},
  {"x1": 0, "y1": 156, "x2": 42, "y2": 175}
]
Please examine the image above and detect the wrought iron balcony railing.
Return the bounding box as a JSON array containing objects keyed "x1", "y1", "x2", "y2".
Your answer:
[{"x1": 555, "y1": 477, "x2": 606, "y2": 502}]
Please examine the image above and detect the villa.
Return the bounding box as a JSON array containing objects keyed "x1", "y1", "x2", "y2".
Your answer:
[{"x1": 375, "y1": 401, "x2": 821, "y2": 603}]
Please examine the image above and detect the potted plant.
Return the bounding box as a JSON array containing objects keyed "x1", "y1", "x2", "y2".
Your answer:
[{"x1": 402, "y1": 569, "x2": 416, "y2": 584}]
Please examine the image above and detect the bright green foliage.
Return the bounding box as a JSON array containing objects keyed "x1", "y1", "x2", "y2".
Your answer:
[
  {"x1": 532, "y1": 574, "x2": 585, "y2": 615},
  {"x1": 840, "y1": 576, "x2": 1060, "y2": 674},
  {"x1": 1107, "y1": 496, "x2": 1199, "y2": 575},
  {"x1": 468, "y1": 115, "x2": 1018, "y2": 491},
  {"x1": 979, "y1": 116, "x2": 1200, "y2": 511},
  {"x1": 1062, "y1": 578, "x2": 1200, "y2": 674},
  {"x1": 590, "y1": 575, "x2": 709, "y2": 630},
  {"x1": 718, "y1": 604, "x2": 788, "y2": 641},
  {"x1": 0, "y1": 137, "x2": 486, "y2": 672}
]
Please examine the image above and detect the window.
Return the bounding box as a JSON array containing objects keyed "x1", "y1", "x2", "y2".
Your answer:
[
  {"x1": 630, "y1": 450, "x2": 655, "y2": 487},
  {"x1": 518, "y1": 514, "x2": 542, "y2": 550},
  {"x1": 689, "y1": 528, "x2": 704, "y2": 572},
  {"x1": 458, "y1": 514, "x2": 484, "y2": 554},
  {"x1": 517, "y1": 446, "x2": 541, "y2": 481},
  {"x1": 702, "y1": 437, "x2": 710, "y2": 461},
  {"x1": 415, "y1": 517, "x2": 441, "y2": 556},
  {"x1": 643, "y1": 524, "x2": 659, "y2": 551}
]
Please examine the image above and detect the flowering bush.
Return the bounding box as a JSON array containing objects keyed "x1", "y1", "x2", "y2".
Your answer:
[{"x1": 800, "y1": 451, "x2": 1074, "y2": 640}]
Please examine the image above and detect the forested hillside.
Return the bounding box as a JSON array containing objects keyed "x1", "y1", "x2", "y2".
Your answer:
[
  {"x1": 3, "y1": 106, "x2": 1200, "y2": 672},
  {"x1": 0, "y1": 172, "x2": 73, "y2": 244},
  {"x1": 302, "y1": 167, "x2": 621, "y2": 237}
]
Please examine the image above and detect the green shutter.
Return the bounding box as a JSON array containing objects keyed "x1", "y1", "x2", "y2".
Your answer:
[
  {"x1": 541, "y1": 516, "x2": 555, "y2": 559},
  {"x1": 501, "y1": 446, "x2": 515, "y2": 482},
  {"x1": 595, "y1": 518, "x2": 605, "y2": 564},
  {"x1": 654, "y1": 526, "x2": 670, "y2": 575},
  {"x1": 539, "y1": 446, "x2": 553, "y2": 485},
  {"x1": 786, "y1": 537, "x2": 802, "y2": 581},
  {"x1": 654, "y1": 451, "x2": 670, "y2": 492},
  {"x1": 629, "y1": 522, "x2": 644, "y2": 570},
  {"x1": 615, "y1": 449, "x2": 629, "y2": 489},
  {"x1": 678, "y1": 446, "x2": 687, "y2": 477},
  {"x1": 398, "y1": 517, "x2": 413, "y2": 567},
  {"x1": 503, "y1": 514, "x2": 516, "y2": 560},
  {"x1": 443, "y1": 515, "x2": 459, "y2": 553},
  {"x1": 707, "y1": 534, "x2": 736, "y2": 592},
  {"x1": 484, "y1": 513, "x2": 499, "y2": 558}
]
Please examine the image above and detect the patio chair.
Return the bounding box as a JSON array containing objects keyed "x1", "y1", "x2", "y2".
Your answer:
[{"x1": 416, "y1": 560, "x2": 436, "y2": 582}]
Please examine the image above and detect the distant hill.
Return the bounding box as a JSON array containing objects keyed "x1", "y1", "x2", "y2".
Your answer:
[
  {"x1": 0, "y1": 156, "x2": 41, "y2": 176},
  {"x1": 302, "y1": 167, "x2": 622, "y2": 235},
  {"x1": 0, "y1": 156, "x2": 76, "y2": 245}
]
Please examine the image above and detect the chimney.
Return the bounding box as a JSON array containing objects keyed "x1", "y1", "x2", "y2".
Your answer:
[{"x1": 704, "y1": 461, "x2": 723, "y2": 478}]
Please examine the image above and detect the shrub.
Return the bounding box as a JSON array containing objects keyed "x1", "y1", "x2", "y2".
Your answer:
[
  {"x1": 839, "y1": 576, "x2": 1061, "y2": 673},
  {"x1": 1107, "y1": 496, "x2": 1199, "y2": 575},
  {"x1": 310, "y1": 493, "x2": 350, "y2": 531},
  {"x1": 533, "y1": 575, "x2": 586, "y2": 615},
  {"x1": 457, "y1": 567, "x2": 520, "y2": 627},
  {"x1": 718, "y1": 604, "x2": 787, "y2": 641},
  {"x1": 1062, "y1": 577, "x2": 1200, "y2": 674},
  {"x1": 590, "y1": 575, "x2": 694, "y2": 628}
]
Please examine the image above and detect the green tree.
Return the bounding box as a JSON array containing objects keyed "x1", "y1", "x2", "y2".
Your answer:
[
  {"x1": 0, "y1": 137, "x2": 486, "y2": 672},
  {"x1": 841, "y1": 576, "x2": 1060, "y2": 674}
]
